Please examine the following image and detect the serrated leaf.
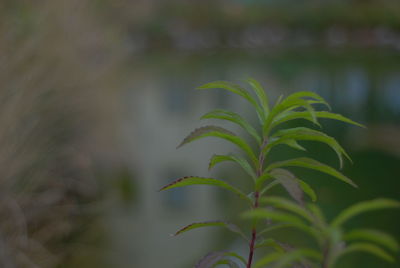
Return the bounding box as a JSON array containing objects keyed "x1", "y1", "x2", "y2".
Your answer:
[
  {"x1": 197, "y1": 81, "x2": 264, "y2": 122},
  {"x1": 159, "y1": 176, "x2": 252, "y2": 205},
  {"x1": 332, "y1": 198, "x2": 400, "y2": 227},
  {"x1": 270, "y1": 169, "x2": 304, "y2": 205},
  {"x1": 246, "y1": 78, "x2": 270, "y2": 116},
  {"x1": 177, "y1": 125, "x2": 258, "y2": 165},
  {"x1": 201, "y1": 109, "x2": 261, "y2": 144},
  {"x1": 344, "y1": 229, "x2": 399, "y2": 252},
  {"x1": 266, "y1": 157, "x2": 357, "y2": 188},
  {"x1": 242, "y1": 208, "x2": 306, "y2": 226},
  {"x1": 267, "y1": 128, "x2": 351, "y2": 168},
  {"x1": 338, "y1": 243, "x2": 395, "y2": 263},
  {"x1": 260, "y1": 196, "x2": 314, "y2": 223},
  {"x1": 209, "y1": 154, "x2": 256, "y2": 180},
  {"x1": 174, "y1": 221, "x2": 247, "y2": 240},
  {"x1": 298, "y1": 179, "x2": 317, "y2": 202}
]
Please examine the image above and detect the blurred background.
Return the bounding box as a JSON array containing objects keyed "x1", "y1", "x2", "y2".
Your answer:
[{"x1": 0, "y1": 0, "x2": 399, "y2": 267}]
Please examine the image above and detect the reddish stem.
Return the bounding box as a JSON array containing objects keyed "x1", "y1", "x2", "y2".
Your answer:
[
  {"x1": 246, "y1": 138, "x2": 268, "y2": 268},
  {"x1": 246, "y1": 192, "x2": 260, "y2": 268}
]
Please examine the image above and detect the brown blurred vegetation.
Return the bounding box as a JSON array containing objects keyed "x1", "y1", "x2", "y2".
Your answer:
[{"x1": 0, "y1": 0, "x2": 125, "y2": 267}]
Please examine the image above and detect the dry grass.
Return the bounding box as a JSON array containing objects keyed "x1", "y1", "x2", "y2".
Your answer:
[{"x1": 0, "y1": 0, "x2": 126, "y2": 267}]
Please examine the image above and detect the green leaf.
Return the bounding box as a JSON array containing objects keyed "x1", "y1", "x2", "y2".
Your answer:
[
  {"x1": 332, "y1": 199, "x2": 400, "y2": 227},
  {"x1": 255, "y1": 238, "x2": 285, "y2": 252},
  {"x1": 264, "y1": 98, "x2": 319, "y2": 135},
  {"x1": 279, "y1": 139, "x2": 307, "y2": 151},
  {"x1": 213, "y1": 259, "x2": 241, "y2": 268},
  {"x1": 177, "y1": 125, "x2": 258, "y2": 165},
  {"x1": 272, "y1": 248, "x2": 322, "y2": 268},
  {"x1": 272, "y1": 110, "x2": 317, "y2": 128},
  {"x1": 258, "y1": 224, "x2": 293, "y2": 237},
  {"x1": 174, "y1": 221, "x2": 247, "y2": 241},
  {"x1": 259, "y1": 180, "x2": 280, "y2": 196},
  {"x1": 246, "y1": 78, "x2": 270, "y2": 116},
  {"x1": 298, "y1": 179, "x2": 317, "y2": 202},
  {"x1": 260, "y1": 196, "x2": 314, "y2": 223},
  {"x1": 272, "y1": 111, "x2": 364, "y2": 130},
  {"x1": 255, "y1": 252, "x2": 283, "y2": 268},
  {"x1": 197, "y1": 81, "x2": 264, "y2": 122},
  {"x1": 266, "y1": 157, "x2": 357, "y2": 188},
  {"x1": 201, "y1": 109, "x2": 261, "y2": 144},
  {"x1": 267, "y1": 128, "x2": 351, "y2": 169},
  {"x1": 314, "y1": 111, "x2": 365, "y2": 127},
  {"x1": 195, "y1": 251, "x2": 246, "y2": 268},
  {"x1": 338, "y1": 243, "x2": 395, "y2": 263},
  {"x1": 242, "y1": 208, "x2": 306, "y2": 226},
  {"x1": 270, "y1": 169, "x2": 304, "y2": 204},
  {"x1": 307, "y1": 203, "x2": 327, "y2": 228},
  {"x1": 209, "y1": 154, "x2": 257, "y2": 180},
  {"x1": 159, "y1": 176, "x2": 252, "y2": 205},
  {"x1": 344, "y1": 229, "x2": 399, "y2": 252}
]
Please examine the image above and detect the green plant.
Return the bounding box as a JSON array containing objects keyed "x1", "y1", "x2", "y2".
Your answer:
[{"x1": 160, "y1": 79, "x2": 400, "y2": 268}]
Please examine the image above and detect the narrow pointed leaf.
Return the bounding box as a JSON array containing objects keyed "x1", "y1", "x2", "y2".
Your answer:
[
  {"x1": 284, "y1": 91, "x2": 330, "y2": 109},
  {"x1": 209, "y1": 154, "x2": 256, "y2": 180},
  {"x1": 213, "y1": 259, "x2": 241, "y2": 268},
  {"x1": 298, "y1": 179, "x2": 317, "y2": 202},
  {"x1": 242, "y1": 208, "x2": 306, "y2": 226},
  {"x1": 332, "y1": 199, "x2": 400, "y2": 227},
  {"x1": 273, "y1": 111, "x2": 365, "y2": 129},
  {"x1": 256, "y1": 238, "x2": 286, "y2": 252},
  {"x1": 178, "y1": 126, "x2": 258, "y2": 164},
  {"x1": 258, "y1": 224, "x2": 293, "y2": 237},
  {"x1": 338, "y1": 243, "x2": 395, "y2": 263},
  {"x1": 315, "y1": 111, "x2": 365, "y2": 127},
  {"x1": 272, "y1": 110, "x2": 317, "y2": 128},
  {"x1": 270, "y1": 169, "x2": 304, "y2": 205},
  {"x1": 260, "y1": 196, "x2": 314, "y2": 222},
  {"x1": 272, "y1": 248, "x2": 322, "y2": 268},
  {"x1": 197, "y1": 81, "x2": 264, "y2": 122},
  {"x1": 264, "y1": 98, "x2": 319, "y2": 135},
  {"x1": 307, "y1": 203, "x2": 327, "y2": 229},
  {"x1": 174, "y1": 221, "x2": 247, "y2": 241},
  {"x1": 260, "y1": 180, "x2": 280, "y2": 196},
  {"x1": 344, "y1": 229, "x2": 399, "y2": 252},
  {"x1": 268, "y1": 128, "x2": 351, "y2": 168},
  {"x1": 201, "y1": 109, "x2": 261, "y2": 144},
  {"x1": 159, "y1": 176, "x2": 252, "y2": 204},
  {"x1": 255, "y1": 252, "x2": 283, "y2": 268},
  {"x1": 195, "y1": 251, "x2": 247, "y2": 268},
  {"x1": 246, "y1": 78, "x2": 270, "y2": 115},
  {"x1": 280, "y1": 139, "x2": 307, "y2": 151},
  {"x1": 266, "y1": 157, "x2": 357, "y2": 188}
]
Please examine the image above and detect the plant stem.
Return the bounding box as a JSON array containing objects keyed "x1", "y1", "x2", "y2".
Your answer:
[
  {"x1": 246, "y1": 138, "x2": 268, "y2": 268},
  {"x1": 322, "y1": 243, "x2": 330, "y2": 268},
  {"x1": 246, "y1": 191, "x2": 259, "y2": 268}
]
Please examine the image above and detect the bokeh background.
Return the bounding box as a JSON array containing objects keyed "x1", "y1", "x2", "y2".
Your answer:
[{"x1": 0, "y1": 0, "x2": 399, "y2": 267}]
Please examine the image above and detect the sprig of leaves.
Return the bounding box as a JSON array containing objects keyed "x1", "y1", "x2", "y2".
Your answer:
[{"x1": 159, "y1": 79, "x2": 398, "y2": 268}]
